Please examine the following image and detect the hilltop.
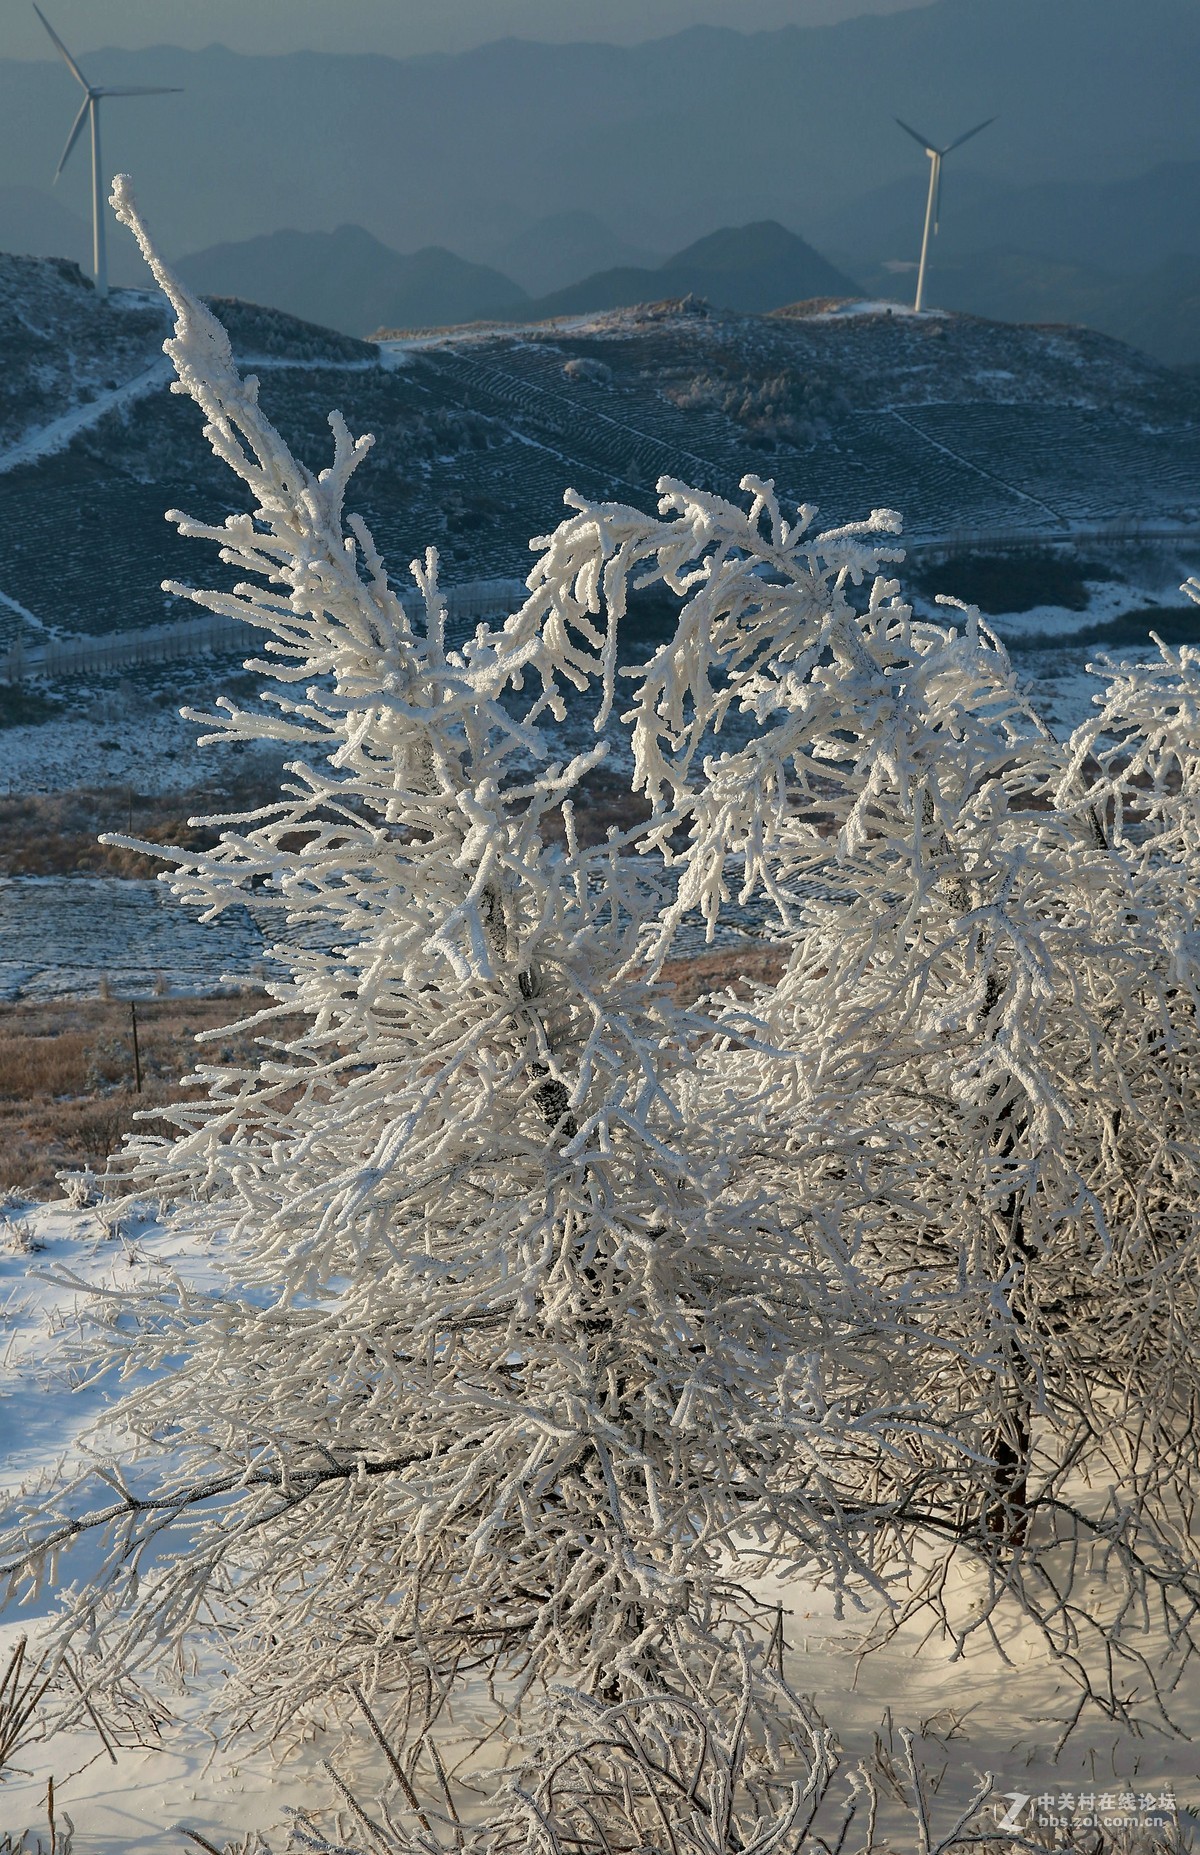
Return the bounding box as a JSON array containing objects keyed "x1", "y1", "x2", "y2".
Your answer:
[
  {"x1": 0, "y1": 258, "x2": 1197, "y2": 656},
  {"x1": 514, "y1": 221, "x2": 858, "y2": 321},
  {"x1": 0, "y1": 254, "x2": 374, "y2": 462},
  {"x1": 850, "y1": 246, "x2": 1200, "y2": 369}
]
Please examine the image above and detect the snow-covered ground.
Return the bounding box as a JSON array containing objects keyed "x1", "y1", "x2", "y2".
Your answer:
[
  {"x1": 1008, "y1": 647, "x2": 1156, "y2": 737},
  {"x1": 0, "y1": 1199, "x2": 1197, "y2": 1849},
  {"x1": 0, "y1": 1201, "x2": 336, "y2": 1849},
  {"x1": 0, "y1": 360, "x2": 173, "y2": 480},
  {"x1": 918, "y1": 570, "x2": 1199, "y2": 734},
  {"x1": 806, "y1": 299, "x2": 947, "y2": 321},
  {"x1": 0, "y1": 876, "x2": 269, "y2": 1001},
  {"x1": 0, "y1": 697, "x2": 287, "y2": 796}
]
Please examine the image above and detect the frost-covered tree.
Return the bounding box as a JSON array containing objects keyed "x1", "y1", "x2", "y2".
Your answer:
[
  {"x1": 0, "y1": 186, "x2": 989, "y2": 1745},
  {"x1": 761, "y1": 605, "x2": 1200, "y2": 1726},
  {"x1": 557, "y1": 489, "x2": 1200, "y2": 1728},
  {"x1": 5, "y1": 176, "x2": 1196, "y2": 1765}
]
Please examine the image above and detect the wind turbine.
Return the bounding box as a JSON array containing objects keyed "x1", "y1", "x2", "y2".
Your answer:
[
  {"x1": 895, "y1": 115, "x2": 994, "y2": 314},
  {"x1": 34, "y1": 3, "x2": 181, "y2": 301}
]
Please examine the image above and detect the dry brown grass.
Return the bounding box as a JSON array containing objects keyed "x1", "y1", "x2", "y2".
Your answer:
[
  {"x1": 0, "y1": 769, "x2": 657, "y2": 878},
  {"x1": 659, "y1": 944, "x2": 788, "y2": 1004},
  {"x1": 0, "y1": 948, "x2": 784, "y2": 1200},
  {"x1": 0, "y1": 993, "x2": 303, "y2": 1199},
  {"x1": 0, "y1": 779, "x2": 277, "y2": 878}
]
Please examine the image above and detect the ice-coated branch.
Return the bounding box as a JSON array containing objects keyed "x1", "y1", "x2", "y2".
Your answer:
[
  {"x1": 531, "y1": 472, "x2": 1200, "y2": 1728},
  {"x1": 0, "y1": 184, "x2": 1001, "y2": 1751},
  {"x1": 0, "y1": 178, "x2": 1193, "y2": 1765}
]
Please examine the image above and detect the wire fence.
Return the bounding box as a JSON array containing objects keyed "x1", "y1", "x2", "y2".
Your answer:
[
  {"x1": 0, "y1": 578, "x2": 530, "y2": 684},
  {"x1": 8, "y1": 532, "x2": 1197, "y2": 685},
  {"x1": 905, "y1": 520, "x2": 1200, "y2": 557}
]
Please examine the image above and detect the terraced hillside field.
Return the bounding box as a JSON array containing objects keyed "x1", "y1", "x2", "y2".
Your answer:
[
  {"x1": 382, "y1": 302, "x2": 1200, "y2": 551},
  {"x1": 1, "y1": 266, "x2": 1198, "y2": 645}
]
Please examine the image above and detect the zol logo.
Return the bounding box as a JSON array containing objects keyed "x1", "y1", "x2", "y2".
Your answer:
[{"x1": 996, "y1": 1793, "x2": 1031, "y2": 1832}]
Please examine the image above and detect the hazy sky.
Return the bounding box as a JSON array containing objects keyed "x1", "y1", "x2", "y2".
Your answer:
[{"x1": 6, "y1": 0, "x2": 920, "y2": 61}]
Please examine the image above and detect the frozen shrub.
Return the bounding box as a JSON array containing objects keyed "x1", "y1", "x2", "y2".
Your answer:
[{"x1": 1, "y1": 180, "x2": 1198, "y2": 1774}]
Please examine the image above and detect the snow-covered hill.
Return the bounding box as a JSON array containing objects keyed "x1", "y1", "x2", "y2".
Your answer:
[
  {"x1": 0, "y1": 257, "x2": 376, "y2": 462},
  {"x1": 1, "y1": 257, "x2": 1198, "y2": 652},
  {"x1": 0, "y1": 257, "x2": 166, "y2": 455}
]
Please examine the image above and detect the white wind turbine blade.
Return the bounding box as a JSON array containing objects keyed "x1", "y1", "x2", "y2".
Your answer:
[
  {"x1": 37, "y1": 1, "x2": 185, "y2": 300},
  {"x1": 897, "y1": 111, "x2": 991, "y2": 308},
  {"x1": 895, "y1": 116, "x2": 939, "y2": 155},
  {"x1": 52, "y1": 92, "x2": 90, "y2": 181},
  {"x1": 945, "y1": 116, "x2": 995, "y2": 154},
  {"x1": 32, "y1": 3, "x2": 91, "y2": 90}
]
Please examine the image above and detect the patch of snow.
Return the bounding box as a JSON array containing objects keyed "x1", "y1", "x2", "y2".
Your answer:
[
  {"x1": 0, "y1": 358, "x2": 172, "y2": 478},
  {"x1": 809, "y1": 298, "x2": 948, "y2": 321},
  {"x1": 0, "y1": 1202, "x2": 334, "y2": 1851},
  {"x1": 981, "y1": 578, "x2": 1188, "y2": 641},
  {"x1": 0, "y1": 704, "x2": 284, "y2": 795},
  {"x1": 0, "y1": 585, "x2": 50, "y2": 635},
  {"x1": 756, "y1": 1553, "x2": 1200, "y2": 1831},
  {"x1": 107, "y1": 290, "x2": 165, "y2": 314},
  {"x1": 1016, "y1": 654, "x2": 1114, "y2": 733}
]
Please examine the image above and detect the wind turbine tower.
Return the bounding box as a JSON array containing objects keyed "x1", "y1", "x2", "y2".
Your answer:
[
  {"x1": 895, "y1": 115, "x2": 994, "y2": 313},
  {"x1": 34, "y1": 4, "x2": 181, "y2": 300}
]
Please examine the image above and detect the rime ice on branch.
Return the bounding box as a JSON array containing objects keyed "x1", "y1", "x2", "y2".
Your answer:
[
  {"x1": 586, "y1": 492, "x2": 1200, "y2": 1726},
  {"x1": 3, "y1": 178, "x2": 1199, "y2": 1759},
  {"x1": 0, "y1": 181, "x2": 986, "y2": 1743}
]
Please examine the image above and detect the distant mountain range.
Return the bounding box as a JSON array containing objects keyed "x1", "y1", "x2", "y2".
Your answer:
[
  {"x1": 0, "y1": 0, "x2": 1195, "y2": 358},
  {"x1": 169, "y1": 218, "x2": 858, "y2": 337},
  {"x1": 514, "y1": 222, "x2": 858, "y2": 322},
  {"x1": 176, "y1": 225, "x2": 529, "y2": 338},
  {"x1": 489, "y1": 211, "x2": 664, "y2": 298},
  {"x1": 165, "y1": 213, "x2": 1200, "y2": 366},
  {"x1": 0, "y1": 0, "x2": 1195, "y2": 264},
  {"x1": 5, "y1": 191, "x2": 1195, "y2": 362}
]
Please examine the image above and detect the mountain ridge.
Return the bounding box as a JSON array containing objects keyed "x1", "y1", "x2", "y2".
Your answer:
[
  {"x1": 176, "y1": 225, "x2": 527, "y2": 338},
  {"x1": 1, "y1": 0, "x2": 1193, "y2": 265},
  {"x1": 171, "y1": 219, "x2": 856, "y2": 337},
  {"x1": 511, "y1": 221, "x2": 859, "y2": 322}
]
